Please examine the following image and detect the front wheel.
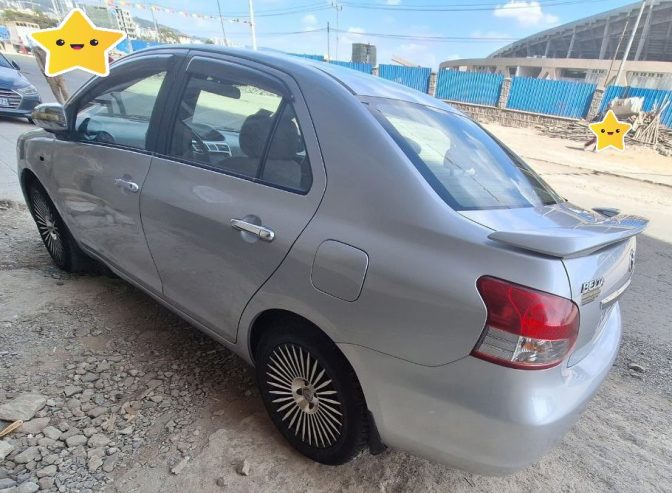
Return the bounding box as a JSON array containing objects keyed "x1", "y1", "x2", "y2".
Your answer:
[
  {"x1": 28, "y1": 183, "x2": 95, "y2": 273},
  {"x1": 256, "y1": 324, "x2": 368, "y2": 465}
]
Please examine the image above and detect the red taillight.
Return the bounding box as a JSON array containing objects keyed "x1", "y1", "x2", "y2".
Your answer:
[{"x1": 473, "y1": 276, "x2": 579, "y2": 370}]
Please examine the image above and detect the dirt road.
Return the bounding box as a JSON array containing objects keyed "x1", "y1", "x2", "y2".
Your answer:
[{"x1": 1, "y1": 143, "x2": 671, "y2": 492}]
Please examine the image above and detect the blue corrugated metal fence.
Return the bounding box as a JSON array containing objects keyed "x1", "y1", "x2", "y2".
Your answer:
[
  {"x1": 378, "y1": 64, "x2": 431, "y2": 93},
  {"x1": 507, "y1": 77, "x2": 595, "y2": 118},
  {"x1": 116, "y1": 39, "x2": 163, "y2": 54},
  {"x1": 328, "y1": 60, "x2": 372, "y2": 73},
  {"x1": 599, "y1": 85, "x2": 672, "y2": 127},
  {"x1": 435, "y1": 70, "x2": 503, "y2": 106}
]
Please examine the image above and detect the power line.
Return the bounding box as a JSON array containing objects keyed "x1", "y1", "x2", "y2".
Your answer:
[
  {"x1": 330, "y1": 28, "x2": 518, "y2": 42},
  {"x1": 222, "y1": 27, "x2": 517, "y2": 42},
  {"x1": 167, "y1": 0, "x2": 619, "y2": 19},
  {"x1": 339, "y1": 0, "x2": 617, "y2": 12}
]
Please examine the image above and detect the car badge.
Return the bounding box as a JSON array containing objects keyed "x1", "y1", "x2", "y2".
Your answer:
[{"x1": 581, "y1": 278, "x2": 604, "y2": 305}]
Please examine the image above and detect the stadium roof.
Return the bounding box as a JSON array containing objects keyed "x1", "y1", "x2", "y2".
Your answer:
[{"x1": 489, "y1": 0, "x2": 672, "y2": 62}]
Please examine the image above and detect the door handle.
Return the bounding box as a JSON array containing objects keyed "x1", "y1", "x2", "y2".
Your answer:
[
  {"x1": 231, "y1": 219, "x2": 275, "y2": 242},
  {"x1": 114, "y1": 178, "x2": 139, "y2": 193}
]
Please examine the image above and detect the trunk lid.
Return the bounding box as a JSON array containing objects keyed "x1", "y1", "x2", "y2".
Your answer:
[{"x1": 461, "y1": 202, "x2": 647, "y2": 364}]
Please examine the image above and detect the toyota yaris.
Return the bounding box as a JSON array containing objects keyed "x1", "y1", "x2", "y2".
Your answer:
[{"x1": 17, "y1": 47, "x2": 647, "y2": 474}]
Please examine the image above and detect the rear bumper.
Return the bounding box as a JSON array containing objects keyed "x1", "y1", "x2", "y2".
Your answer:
[{"x1": 339, "y1": 303, "x2": 622, "y2": 475}]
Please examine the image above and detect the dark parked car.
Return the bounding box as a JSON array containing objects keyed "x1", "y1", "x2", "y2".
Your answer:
[{"x1": 0, "y1": 52, "x2": 41, "y2": 122}]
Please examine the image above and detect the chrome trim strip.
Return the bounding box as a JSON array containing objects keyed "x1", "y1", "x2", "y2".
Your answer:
[{"x1": 600, "y1": 279, "x2": 631, "y2": 309}]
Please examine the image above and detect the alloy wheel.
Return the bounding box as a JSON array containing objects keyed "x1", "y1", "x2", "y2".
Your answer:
[
  {"x1": 266, "y1": 343, "x2": 344, "y2": 448},
  {"x1": 30, "y1": 188, "x2": 65, "y2": 266}
]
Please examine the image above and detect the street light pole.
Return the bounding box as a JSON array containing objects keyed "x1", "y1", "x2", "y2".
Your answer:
[
  {"x1": 248, "y1": 0, "x2": 257, "y2": 50},
  {"x1": 215, "y1": 0, "x2": 229, "y2": 47},
  {"x1": 614, "y1": 0, "x2": 647, "y2": 86},
  {"x1": 149, "y1": 5, "x2": 161, "y2": 43},
  {"x1": 330, "y1": 2, "x2": 342, "y2": 61}
]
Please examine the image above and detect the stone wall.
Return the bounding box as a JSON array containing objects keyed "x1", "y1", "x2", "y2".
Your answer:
[{"x1": 443, "y1": 100, "x2": 582, "y2": 128}]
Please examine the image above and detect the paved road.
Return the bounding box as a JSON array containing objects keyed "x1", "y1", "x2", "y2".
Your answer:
[{"x1": 0, "y1": 53, "x2": 91, "y2": 201}]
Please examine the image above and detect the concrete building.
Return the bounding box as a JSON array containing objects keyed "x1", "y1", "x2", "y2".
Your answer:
[
  {"x1": 112, "y1": 7, "x2": 138, "y2": 39},
  {"x1": 83, "y1": 5, "x2": 115, "y2": 30},
  {"x1": 352, "y1": 43, "x2": 376, "y2": 66},
  {"x1": 440, "y1": 0, "x2": 672, "y2": 89}
]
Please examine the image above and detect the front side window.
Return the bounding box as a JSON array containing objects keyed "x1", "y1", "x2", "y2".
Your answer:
[
  {"x1": 75, "y1": 70, "x2": 167, "y2": 150},
  {"x1": 169, "y1": 72, "x2": 312, "y2": 192},
  {"x1": 369, "y1": 99, "x2": 563, "y2": 211}
]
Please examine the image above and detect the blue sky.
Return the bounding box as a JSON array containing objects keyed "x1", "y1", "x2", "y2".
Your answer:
[{"x1": 125, "y1": 0, "x2": 637, "y2": 67}]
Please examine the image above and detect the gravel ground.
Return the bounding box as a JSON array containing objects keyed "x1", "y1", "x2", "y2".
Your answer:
[{"x1": 0, "y1": 192, "x2": 671, "y2": 493}]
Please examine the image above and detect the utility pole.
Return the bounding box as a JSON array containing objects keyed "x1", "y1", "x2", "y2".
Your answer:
[
  {"x1": 216, "y1": 0, "x2": 229, "y2": 46},
  {"x1": 248, "y1": 0, "x2": 257, "y2": 50},
  {"x1": 327, "y1": 22, "x2": 330, "y2": 61},
  {"x1": 330, "y1": 2, "x2": 342, "y2": 61},
  {"x1": 615, "y1": 0, "x2": 647, "y2": 87},
  {"x1": 149, "y1": 5, "x2": 161, "y2": 43}
]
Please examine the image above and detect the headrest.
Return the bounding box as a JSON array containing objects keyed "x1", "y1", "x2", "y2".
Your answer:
[
  {"x1": 239, "y1": 109, "x2": 273, "y2": 158},
  {"x1": 268, "y1": 112, "x2": 301, "y2": 160}
]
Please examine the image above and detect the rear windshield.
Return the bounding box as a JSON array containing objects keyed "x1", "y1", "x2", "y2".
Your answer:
[{"x1": 368, "y1": 99, "x2": 562, "y2": 211}]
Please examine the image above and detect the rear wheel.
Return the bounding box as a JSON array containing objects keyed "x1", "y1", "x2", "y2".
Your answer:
[
  {"x1": 256, "y1": 324, "x2": 368, "y2": 465},
  {"x1": 28, "y1": 184, "x2": 94, "y2": 273}
]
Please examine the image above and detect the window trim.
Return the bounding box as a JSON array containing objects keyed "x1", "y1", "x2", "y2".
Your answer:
[
  {"x1": 66, "y1": 54, "x2": 177, "y2": 155},
  {"x1": 158, "y1": 58, "x2": 312, "y2": 195}
]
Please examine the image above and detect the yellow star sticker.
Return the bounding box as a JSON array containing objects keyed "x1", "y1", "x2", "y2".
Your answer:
[
  {"x1": 30, "y1": 9, "x2": 126, "y2": 77},
  {"x1": 589, "y1": 109, "x2": 632, "y2": 152}
]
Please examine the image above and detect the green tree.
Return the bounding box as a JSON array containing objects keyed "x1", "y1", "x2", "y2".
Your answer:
[
  {"x1": 158, "y1": 27, "x2": 180, "y2": 44},
  {"x1": 1, "y1": 8, "x2": 55, "y2": 29}
]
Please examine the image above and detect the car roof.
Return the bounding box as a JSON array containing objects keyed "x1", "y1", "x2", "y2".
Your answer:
[{"x1": 135, "y1": 45, "x2": 457, "y2": 112}]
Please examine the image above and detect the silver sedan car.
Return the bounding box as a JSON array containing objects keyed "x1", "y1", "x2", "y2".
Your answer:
[{"x1": 17, "y1": 46, "x2": 647, "y2": 474}]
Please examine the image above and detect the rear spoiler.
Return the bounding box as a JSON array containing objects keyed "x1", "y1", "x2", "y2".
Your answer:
[{"x1": 488, "y1": 215, "x2": 648, "y2": 258}]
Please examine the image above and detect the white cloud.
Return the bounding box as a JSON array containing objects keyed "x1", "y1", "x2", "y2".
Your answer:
[
  {"x1": 493, "y1": 1, "x2": 559, "y2": 26},
  {"x1": 302, "y1": 14, "x2": 317, "y2": 26}
]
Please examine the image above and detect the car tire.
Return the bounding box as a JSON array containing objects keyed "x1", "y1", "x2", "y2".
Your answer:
[
  {"x1": 27, "y1": 183, "x2": 96, "y2": 273},
  {"x1": 256, "y1": 323, "x2": 368, "y2": 465}
]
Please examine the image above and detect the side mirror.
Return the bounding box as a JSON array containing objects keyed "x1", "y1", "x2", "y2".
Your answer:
[
  {"x1": 11, "y1": 60, "x2": 20, "y2": 70},
  {"x1": 32, "y1": 103, "x2": 68, "y2": 133}
]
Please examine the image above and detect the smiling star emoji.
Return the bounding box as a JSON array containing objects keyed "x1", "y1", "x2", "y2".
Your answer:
[
  {"x1": 30, "y1": 9, "x2": 126, "y2": 77},
  {"x1": 589, "y1": 110, "x2": 632, "y2": 152}
]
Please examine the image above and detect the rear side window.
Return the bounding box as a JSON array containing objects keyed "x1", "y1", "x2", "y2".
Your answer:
[
  {"x1": 170, "y1": 74, "x2": 282, "y2": 179},
  {"x1": 369, "y1": 99, "x2": 562, "y2": 211},
  {"x1": 261, "y1": 103, "x2": 312, "y2": 192},
  {"x1": 169, "y1": 72, "x2": 312, "y2": 192}
]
